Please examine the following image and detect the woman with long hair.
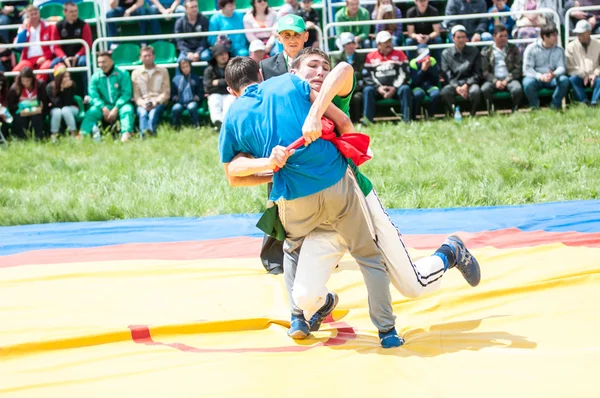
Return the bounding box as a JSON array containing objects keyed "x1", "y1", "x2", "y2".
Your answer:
[
  {"x1": 7, "y1": 67, "x2": 46, "y2": 140},
  {"x1": 372, "y1": 0, "x2": 403, "y2": 46},
  {"x1": 46, "y1": 65, "x2": 79, "y2": 140},
  {"x1": 243, "y1": 0, "x2": 277, "y2": 55}
]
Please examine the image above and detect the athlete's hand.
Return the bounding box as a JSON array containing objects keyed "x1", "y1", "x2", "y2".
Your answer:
[
  {"x1": 269, "y1": 145, "x2": 295, "y2": 170},
  {"x1": 301, "y1": 116, "x2": 322, "y2": 145}
]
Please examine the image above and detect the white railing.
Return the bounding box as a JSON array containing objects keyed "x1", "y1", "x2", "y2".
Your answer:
[
  {"x1": 91, "y1": 26, "x2": 324, "y2": 72},
  {"x1": 565, "y1": 6, "x2": 600, "y2": 43},
  {"x1": 1, "y1": 39, "x2": 92, "y2": 81},
  {"x1": 324, "y1": 8, "x2": 563, "y2": 52}
]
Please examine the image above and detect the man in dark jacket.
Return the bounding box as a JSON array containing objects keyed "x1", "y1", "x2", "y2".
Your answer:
[
  {"x1": 331, "y1": 32, "x2": 366, "y2": 123},
  {"x1": 175, "y1": 0, "x2": 211, "y2": 62},
  {"x1": 203, "y1": 44, "x2": 235, "y2": 130},
  {"x1": 444, "y1": 0, "x2": 488, "y2": 42},
  {"x1": 481, "y1": 24, "x2": 523, "y2": 112},
  {"x1": 260, "y1": 14, "x2": 308, "y2": 80},
  {"x1": 50, "y1": 2, "x2": 92, "y2": 69},
  {"x1": 440, "y1": 25, "x2": 483, "y2": 115}
]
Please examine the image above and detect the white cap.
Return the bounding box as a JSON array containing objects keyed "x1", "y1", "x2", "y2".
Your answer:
[
  {"x1": 375, "y1": 30, "x2": 393, "y2": 44},
  {"x1": 249, "y1": 39, "x2": 266, "y2": 53},
  {"x1": 340, "y1": 32, "x2": 356, "y2": 47},
  {"x1": 573, "y1": 20, "x2": 592, "y2": 34},
  {"x1": 451, "y1": 24, "x2": 467, "y2": 36}
]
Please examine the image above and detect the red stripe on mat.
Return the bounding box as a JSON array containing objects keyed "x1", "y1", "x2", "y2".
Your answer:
[{"x1": 2, "y1": 229, "x2": 599, "y2": 268}]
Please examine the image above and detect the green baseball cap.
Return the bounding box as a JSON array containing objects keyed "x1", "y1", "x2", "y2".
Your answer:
[{"x1": 277, "y1": 14, "x2": 306, "y2": 34}]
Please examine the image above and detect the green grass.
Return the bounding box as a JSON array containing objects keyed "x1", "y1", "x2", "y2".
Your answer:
[{"x1": 1, "y1": 106, "x2": 599, "y2": 226}]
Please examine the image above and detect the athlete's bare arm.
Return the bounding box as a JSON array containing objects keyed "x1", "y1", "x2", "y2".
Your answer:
[{"x1": 224, "y1": 147, "x2": 294, "y2": 187}]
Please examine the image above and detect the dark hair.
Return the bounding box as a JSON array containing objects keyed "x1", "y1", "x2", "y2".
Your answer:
[
  {"x1": 252, "y1": 0, "x2": 269, "y2": 17},
  {"x1": 492, "y1": 24, "x2": 508, "y2": 36},
  {"x1": 290, "y1": 47, "x2": 330, "y2": 70},
  {"x1": 540, "y1": 24, "x2": 558, "y2": 39},
  {"x1": 0, "y1": 72, "x2": 8, "y2": 102},
  {"x1": 53, "y1": 70, "x2": 70, "y2": 98},
  {"x1": 218, "y1": 0, "x2": 235, "y2": 10},
  {"x1": 63, "y1": 1, "x2": 77, "y2": 10},
  {"x1": 16, "y1": 67, "x2": 37, "y2": 96},
  {"x1": 97, "y1": 51, "x2": 112, "y2": 59},
  {"x1": 225, "y1": 56, "x2": 260, "y2": 92}
]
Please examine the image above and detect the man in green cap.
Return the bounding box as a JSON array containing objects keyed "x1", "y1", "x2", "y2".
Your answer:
[{"x1": 259, "y1": 14, "x2": 308, "y2": 80}]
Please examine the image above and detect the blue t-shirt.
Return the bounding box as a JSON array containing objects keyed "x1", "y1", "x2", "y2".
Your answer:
[
  {"x1": 208, "y1": 11, "x2": 248, "y2": 55},
  {"x1": 219, "y1": 74, "x2": 348, "y2": 202}
]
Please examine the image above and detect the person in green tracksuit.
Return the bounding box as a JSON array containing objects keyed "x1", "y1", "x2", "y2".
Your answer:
[{"x1": 80, "y1": 51, "x2": 135, "y2": 141}]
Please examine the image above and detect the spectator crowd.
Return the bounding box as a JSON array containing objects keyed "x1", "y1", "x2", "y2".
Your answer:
[{"x1": 1, "y1": 0, "x2": 600, "y2": 143}]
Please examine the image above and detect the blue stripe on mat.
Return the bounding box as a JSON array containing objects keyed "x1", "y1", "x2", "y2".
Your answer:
[{"x1": 1, "y1": 200, "x2": 598, "y2": 256}]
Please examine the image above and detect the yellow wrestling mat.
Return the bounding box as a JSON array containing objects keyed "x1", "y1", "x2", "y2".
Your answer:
[{"x1": 2, "y1": 243, "x2": 599, "y2": 398}]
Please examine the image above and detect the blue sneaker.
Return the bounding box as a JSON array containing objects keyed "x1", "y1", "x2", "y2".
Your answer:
[
  {"x1": 443, "y1": 235, "x2": 481, "y2": 287},
  {"x1": 379, "y1": 328, "x2": 404, "y2": 348},
  {"x1": 288, "y1": 314, "x2": 310, "y2": 340},
  {"x1": 308, "y1": 292, "x2": 339, "y2": 332}
]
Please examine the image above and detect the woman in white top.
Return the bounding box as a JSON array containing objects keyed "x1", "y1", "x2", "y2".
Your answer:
[{"x1": 243, "y1": 0, "x2": 277, "y2": 56}]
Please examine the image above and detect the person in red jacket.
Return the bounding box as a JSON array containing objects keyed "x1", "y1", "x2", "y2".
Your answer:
[
  {"x1": 50, "y1": 2, "x2": 92, "y2": 69},
  {"x1": 13, "y1": 5, "x2": 54, "y2": 82}
]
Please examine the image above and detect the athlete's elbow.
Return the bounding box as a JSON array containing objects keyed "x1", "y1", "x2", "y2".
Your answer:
[{"x1": 336, "y1": 62, "x2": 354, "y2": 77}]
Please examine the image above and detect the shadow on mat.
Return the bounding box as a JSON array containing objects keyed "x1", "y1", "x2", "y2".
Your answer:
[{"x1": 321, "y1": 316, "x2": 538, "y2": 357}]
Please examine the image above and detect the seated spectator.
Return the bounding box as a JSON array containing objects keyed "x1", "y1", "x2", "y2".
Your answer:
[
  {"x1": 445, "y1": 0, "x2": 488, "y2": 42},
  {"x1": 410, "y1": 44, "x2": 441, "y2": 118},
  {"x1": 171, "y1": 58, "x2": 202, "y2": 129},
  {"x1": 132, "y1": 46, "x2": 170, "y2": 137},
  {"x1": 0, "y1": 2, "x2": 19, "y2": 42},
  {"x1": 249, "y1": 39, "x2": 268, "y2": 63},
  {"x1": 147, "y1": 1, "x2": 184, "y2": 36},
  {"x1": 566, "y1": 20, "x2": 600, "y2": 105},
  {"x1": 405, "y1": 0, "x2": 442, "y2": 59},
  {"x1": 487, "y1": 0, "x2": 514, "y2": 39},
  {"x1": 243, "y1": 0, "x2": 277, "y2": 56},
  {"x1": 512, "y1": 0, "x2": 555, "y2": 51},
  {"x1": 7, "y1": 67, "x2": 46, "y2": 140},
  {"x1": 0, "y1": 72, "x2": 9, "y2": 140},
  {"x1": 331, "y1": 32, "x2": 366, "y2": 123},
  {"x1": 80, "y1": 51, "x2": 135, "y2": 142},
  {"x1": 334, "y1": 0, "x2": 371, "y2": 50},
  {"x1": 0, "y1": 37, "x2": 15, "y2": 72},
  {"x1": 363, "y1": 31, "x2": 412, "y2": 123},
  {"x1": 277, "y1": 0, "x2": 300, "y2": 18},
  {"x1": 296, "y1": 0, "x2": 319, "y2": 48},
  {"x1": 440, "y1": 25, "x2": 483, "y2": 116},
  {"x1": 209, "y1": 0, "x2": 249, "y2": 57},
  {"x1": 481, "y1": 24, "x2": 523, "y2": 112},
  {"x1": 175, "y1": 0, "x2": 210, "y2": 63},
  {"x1": 371, "y1": 0, "x2": 403, "y2": 46},
  {"x1": 203, "y1": 44, "x2": 235, "y2": 130},
  {"x1": 522, "y1": 24, "x2": 570, "y2": 110},
  {"x1": 107, "y1": 0, "x2": 154, "y2": 48},
  {"x1": 564, "y1": 0, "x2": 600, "y2": 35},
  {"x1": 46, "y1": 65, "x2": 79, "y2": 140},
  {"x1": 50, "y1": 2, "x2": 92, "y2": 69},
  {"x1": 13, "y1": 5, "x2": 54, "y2": 82}
]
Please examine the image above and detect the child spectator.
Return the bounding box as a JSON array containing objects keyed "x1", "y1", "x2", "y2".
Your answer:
[
  {"x1": 46, "y1": 65, "x2": 79, "y2": 141},
  {"x1": 203, "y1": 44, "x2": 235, "y2": 130},
  {"x1": 7, "y1": 67, "x2": 46, "y2": 140},
  {"x1": 296, "y1": 0, "x2": 320, "y2": 48},
  {"x1": 171, "y1": 58, "x2": 202, "y2": 129}
]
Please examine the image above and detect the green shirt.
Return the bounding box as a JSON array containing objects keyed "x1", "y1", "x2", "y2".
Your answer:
[
  {"x1": 334, "y1": 7, "x2": 371, "y2": 41},
  {"x1": 332, "y1": 76, "x2": 374, "y2": 197}
]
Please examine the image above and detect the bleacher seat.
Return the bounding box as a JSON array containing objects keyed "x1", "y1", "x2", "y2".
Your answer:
[
  {"x1": 268, "y1": 0, "x2": 285, "y2": 7},
  {"x1": 198, "y1": 1, "x2": 216, "y2": 12},
  {"x1": 77, "y1": 1, "x2": 96, "y2": 21},
  {"x1": 151, "y1": 41, "x2": 177, "y2": 64},
  {"x1": 112, "y1": 43, "x2": 141, "y2": 67},
  {"x1": 237, "y1": 0, "x2": 253, "y2": 9},
  {"x1": 39, "y1": 3, "x2": 64, "y2": 20}
]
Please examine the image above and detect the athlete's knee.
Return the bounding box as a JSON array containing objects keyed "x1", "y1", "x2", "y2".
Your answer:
[{"x1": 292, "y1": 285, "x2": 321, "y2": 312}]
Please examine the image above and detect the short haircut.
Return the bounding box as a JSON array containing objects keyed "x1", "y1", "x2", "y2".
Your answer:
[
  {"x1": 184, "y1": 0, "x2": 197, "y2": 6},
  {"x1": 218, "y1": 0, "x2": 235, "y2": 9},
  {"x1": 540, "y1": 24, "x2": 558, "y2": 39},
  {"x1": 97, "y1": 51, "x2": 112, "y2": 60},
  {"x1": 290, "y1": 47, "x2": 330, "y2": 70},
  {"x1": 492, "y1": 24, "x2": 508, "y2": 36},
  {"x1": 63, "y1": 1, "x2": 77, "y2": 9},
  {"x1": 25, "y1": 4, "x2": 38, "y2": 12},
  {"x1": 225, "y1": 56, "x2": 260, "y2": 92},
  {"x1": 140, "y1": 45, "x2": 155, "y2": 55}
]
